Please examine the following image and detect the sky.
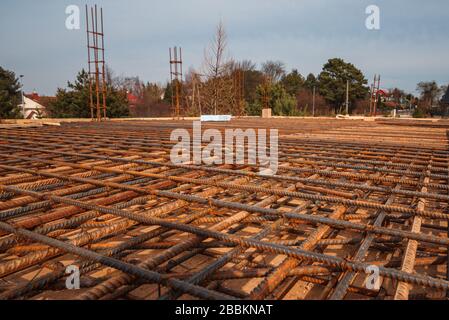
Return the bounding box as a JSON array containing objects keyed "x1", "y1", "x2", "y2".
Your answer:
[{"x1": 1, "y1": 0, "x2": 448, "y2": 95}]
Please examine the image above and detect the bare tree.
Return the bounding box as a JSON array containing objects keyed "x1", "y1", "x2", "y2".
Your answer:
[
  {"x1": 182, "y1": 67, "x2": 203, "y2": 116},
  {"x1": 228, "y1": 59, "x2": 256, "y2": 72},
  {"x1": 201, "y1": 21, "x2": 235, "y2": 115},
  {"x1": 261, "y1": 60, "x2": 286, "y2": 83},
  {"x1": 204, "y1": 21, "x2": 230, "y2": 79},
  {"x1": 239, "y1": 59, "x2": 257, "y2": 72},
  {"x1": 105, "y1": 65, "x2": 114, "y2": 86},
  {"x1": 417, "y1": 81, "x2": 441, "y2": 108},
  {"x1": 296, "y1": 88, "x2": 328, "y2": 115}
]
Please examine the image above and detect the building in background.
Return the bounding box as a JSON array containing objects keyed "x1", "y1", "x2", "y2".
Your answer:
[
  {"x1": 19, "y1": 91, "x2": 49, "y2": 119},
  {"x1": 127, "y1": 91, "x2": 141, "y2": 115}
]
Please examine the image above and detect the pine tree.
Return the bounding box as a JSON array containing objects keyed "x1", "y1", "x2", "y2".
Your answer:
[{"x1": 0, "y1": 66, "x2": 22, "y2": 119}]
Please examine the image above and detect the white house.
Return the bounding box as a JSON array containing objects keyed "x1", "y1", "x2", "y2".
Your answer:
[{"x1": 19, "y1": 95, "x2": 47, "y2": 119}]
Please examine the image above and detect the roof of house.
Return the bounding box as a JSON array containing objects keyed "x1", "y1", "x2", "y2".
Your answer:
[
  {"x1": 127, "y1": 92, "x2": 140, "y2": 105},
  {"x1": 22, "y1": 96, "x2": 46, "y2": 110},
  {"x1": 24, "y1": 92, "x2": 56, "y2": 107},
  {"x1": 25, "y1": 92, "x2": 40, "y2": 102}
]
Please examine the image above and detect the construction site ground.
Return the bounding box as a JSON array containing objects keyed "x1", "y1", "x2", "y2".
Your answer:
[{"x1": 0, "y1": 117, "x2": 448, "y2": 300}]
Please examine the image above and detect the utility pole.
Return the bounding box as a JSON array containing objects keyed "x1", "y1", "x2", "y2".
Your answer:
[
  {"x1": 191, "y1": 75, "x2": 196, "y2": 116},
  {"x1": 374, "y1": 74, "x2": 381, "y2": 116},
  {"x1": 19, "y1": 75, "x2": 25, "y2": 118},
  {"x1": 369, "y1": 74, "x2": 381, "y2": 117},
  {"x1": 345, "y1": 80, "x2": 349, "y2": 115},
  {"x1": 312, "y1": 86, "x2": 316, "y2": 117}
]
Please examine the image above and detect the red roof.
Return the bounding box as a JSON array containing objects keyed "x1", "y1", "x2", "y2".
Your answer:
[
  {"x1": 127, "y1": 92, "x2": 140, "y2": 105},
  {"x1": 377, "y1": 89, "x2": 389, "y2": 97},
  {"x1": 24, "y1": 92, "x2": 56, "y2": 107},
  {"x1": 25, "y1": 92, "x2": 40, "y2": 102}
]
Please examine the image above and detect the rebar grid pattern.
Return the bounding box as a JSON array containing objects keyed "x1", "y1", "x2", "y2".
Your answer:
[{"x1": 0, "y1": 118, "x2": 448, "y2": 300}]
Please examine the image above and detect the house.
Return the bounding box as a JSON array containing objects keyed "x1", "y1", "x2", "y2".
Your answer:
[
  {"x1": 127, "y1": 91, "x2": 141, "y2": 115},
  {"x1": 19, "y1": 92, "x2": 48, "y2": 119}
]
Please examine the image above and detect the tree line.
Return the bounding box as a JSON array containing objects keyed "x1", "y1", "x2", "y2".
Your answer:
[
  {"x1": 98, "y1": 22, "x2": 449, "y2": 118},
  {"x1": 1, "y1": 22, "x2": 448, "y2": 119},
  {"x1": 120, "y1": 22, "x2": 373, "y2": 117}
]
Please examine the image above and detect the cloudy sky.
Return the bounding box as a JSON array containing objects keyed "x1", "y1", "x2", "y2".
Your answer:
[{"x1": 1, "y1": 0, "x2": 448, "y2": 95}]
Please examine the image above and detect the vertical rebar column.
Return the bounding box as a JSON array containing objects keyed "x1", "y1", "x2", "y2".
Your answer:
[
  {"x1": 100, "y1": 8, "x2": 107, "y2": 119},
  {"x1": 241, "y1": 70, "x2": 245, "y2": 116},
  {"x1": 169, "y1": 47, "x2": 183, "y2": 120},
  {"x1": 86, "y1": 5, "x2": 94, "y2": 120},
  {"x1": 86, "y1": 4, "x2": 107, "y2": 121},
  {"x1": 93, "y1": 6, "x2": 101, "y2": 121}
]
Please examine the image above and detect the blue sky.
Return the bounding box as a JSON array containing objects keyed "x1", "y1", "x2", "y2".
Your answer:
[{"x1": 1, "y1": 0, "x2": 448, "y2": 95}]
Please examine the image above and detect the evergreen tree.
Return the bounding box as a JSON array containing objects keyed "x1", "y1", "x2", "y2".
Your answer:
[
  {"x1": 304, "y1": 73, "x2": 318, "y2": 90},
  {"x1": 280, "y1": 69, "x2": 304, "y2": 96},
  {"x1": 0, "y1": 66, "x2": 22, "y2": 119},
  {"x1": 318, "y1": 58, "x2": 369, "y2": 113},
  {"x1": 247, "y1": 83, "x2": 297, "y2": 116},
  {"x1": 163, "y1": 82, "x2": 173, "y2": 105},
  {"x1": 47, "y1": 69, "x2": 129, "y2": 118}
]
